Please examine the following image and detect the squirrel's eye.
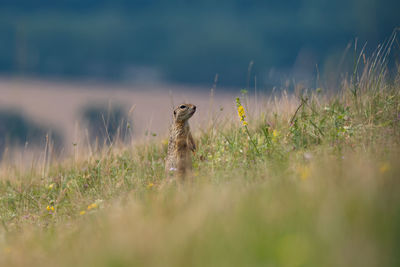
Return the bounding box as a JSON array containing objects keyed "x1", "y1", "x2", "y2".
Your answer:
[{"x1": 179, "y1": 105, "x2": 186, "y2": 109}]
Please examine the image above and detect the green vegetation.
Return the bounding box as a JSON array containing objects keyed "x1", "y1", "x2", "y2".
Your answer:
[{"x1": 0, "y1": 43, "x2": 400, "y2": 266}]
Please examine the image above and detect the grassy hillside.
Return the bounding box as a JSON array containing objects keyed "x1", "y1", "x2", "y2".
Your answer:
[{"x1": 0, "y1": 42, "x2": 400, "y2": 266}]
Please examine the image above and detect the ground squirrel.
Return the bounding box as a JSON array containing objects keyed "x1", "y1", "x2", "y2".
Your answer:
[{"x1": 165, "y1": 103, "x2": 196, "y2": 179}]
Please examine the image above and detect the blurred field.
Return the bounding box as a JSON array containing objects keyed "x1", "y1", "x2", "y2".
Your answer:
[{"x1": 0, "y1": 79, "x2": 235, "y2": 153}]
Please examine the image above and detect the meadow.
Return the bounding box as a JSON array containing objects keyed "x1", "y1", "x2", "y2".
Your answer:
[{"x1": 0, "y1": 39, "x2": 400, "y2": 267}]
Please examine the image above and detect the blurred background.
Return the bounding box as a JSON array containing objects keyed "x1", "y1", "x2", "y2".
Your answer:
[{"x1": 0, "y1": 0, "x2": 399, "y2": 156}]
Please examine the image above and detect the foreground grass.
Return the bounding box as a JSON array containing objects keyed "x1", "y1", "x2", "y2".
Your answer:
[{"x1": 1, "y1": 42, "x2": 400, "y2": 266}]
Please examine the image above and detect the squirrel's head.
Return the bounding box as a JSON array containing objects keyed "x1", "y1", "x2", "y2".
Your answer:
[{"x1": 173, "y1": 103, "x2": 196, "y2": 122}]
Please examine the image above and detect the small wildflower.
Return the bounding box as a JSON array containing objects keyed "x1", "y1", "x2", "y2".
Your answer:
[
  {"x1": 46, "y1": 205, "x2": 55, "y2": 212},
  {"x1": 87, "y1": 203, "x2": 98, "y2": 210},
  {"x1": 238, "y1": 106, "x2": 245, "y2": 119},
  {"x1": 147, "y1": 182, "x2": 154, "y2": 189},
  {"x1": 235, "y1": 97, "x2": 260, "y2": 155},
  {"x1": 272, "y1": 129, "x2": 279, "y2": 143},
  {"x1": 48, "y1": 183, "x2": 55, "y2": 190},
  {"x1": 297, "y1": 166, "x2": 311, "y2": 181},
  {"x1": 303, "y1": 152, "x2": 313, "y2": 161},
  {"x1": 79, "y1": 210, "x2": 86, "y2": 216},
  {"x1": 236, "y1": 98, "x2": 248, "y2": 126},
  {"x1": 379, "y1": 163, "x2": 390, "y2": 174}
]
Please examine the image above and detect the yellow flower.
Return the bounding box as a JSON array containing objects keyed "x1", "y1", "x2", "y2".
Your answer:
[
  {"x1": 236, "y1": 99, "x2": 248, "y2": 127},
  {"x1": 237, "y1": 105, "x2": 245, "y2": 119},
  {"x1": 297, "y1": 166, "x2": 311, "y2": 181},
  {"x1": 48, "y1": 183, "x2": 55, "y2": 190},
  {"x1": 379, "y1": 163, "x2": 390, "y2": 174},
  {"x1": 272, "y1": 129, "x2": 279, "y2": 143},
  {"x1": 87, "y1": 203, "x2": 98, "y2": 210},
  {"x1": 147, "y1": 182, "x2": 154, "y2": 189},
  {"x1": 237, "y1": 106, "x2": 248, "y2": 125},
  {"x1": 79, "y1": 210, "x2": 86, "y2": 215},
  {"x1": 46, "y1": 206, "x2": 55, "y2": 211}
]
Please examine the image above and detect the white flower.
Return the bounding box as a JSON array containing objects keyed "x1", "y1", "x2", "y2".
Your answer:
[{"x1": 303, "y1": 152, "x2": 313, "y2": 161}]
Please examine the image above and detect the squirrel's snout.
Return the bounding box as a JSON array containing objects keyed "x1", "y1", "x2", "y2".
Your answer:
[{"x1": 192, "y1": 105, "x2": 196, "y2": 111}]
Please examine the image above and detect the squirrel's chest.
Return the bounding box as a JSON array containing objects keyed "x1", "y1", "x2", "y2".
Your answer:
[
  {"x1": 173, "y1": 129, "x2": 189, "y2": 145},
  {"x1": 168, "y1": 125, "x2": 189, "y2": 150}
]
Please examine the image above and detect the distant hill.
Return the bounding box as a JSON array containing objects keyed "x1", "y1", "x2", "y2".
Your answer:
[{"x1": 0, "y1": 0, "x2": 399, "y2": 87}]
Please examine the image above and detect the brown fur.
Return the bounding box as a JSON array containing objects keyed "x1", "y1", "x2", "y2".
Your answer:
[{"x1": 165, "y1": 103, "x2": 196, "y2": 180}]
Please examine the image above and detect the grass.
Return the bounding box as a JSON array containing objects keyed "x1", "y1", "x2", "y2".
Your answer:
[{"x1": 1, "y1": 36, "x2": 400, "y2": 266}]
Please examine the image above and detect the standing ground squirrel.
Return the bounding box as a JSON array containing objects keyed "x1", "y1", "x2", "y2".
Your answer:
[{"x1": 165, "y1": 103, "x2": 196, "y2": 179}]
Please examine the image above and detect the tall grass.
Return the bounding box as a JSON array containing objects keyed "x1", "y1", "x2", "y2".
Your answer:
[{"x1": 0, "y1": 33, "x2": 400, "y2": 266}]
